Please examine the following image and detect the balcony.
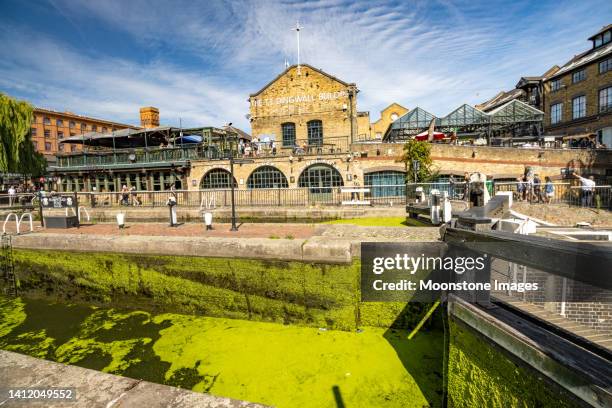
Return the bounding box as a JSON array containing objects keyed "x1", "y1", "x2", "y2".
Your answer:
[{"x1": 50, "y1": 136, "x2": 351, "y2": 172}]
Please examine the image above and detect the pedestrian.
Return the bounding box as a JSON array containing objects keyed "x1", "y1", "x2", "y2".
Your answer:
[
  {"x1": 121, "y1": 185, "x2": 129, "y2": 206},
  {"x1": 463, "y1": 172, "x2": 470, "y2": 201},
  {"x1": 544, "y1": 176, "x2": 555, "y2": 203},
  {"x1": 271, "y1": 140, "x2": 277, "y2": 156},
  {"x1": 516, "y1": 177, "x2": 524, "y2": 202},
  {"x1": 8, "y1": 185, "x2": 16, "y2": 207},
  {"x1": 573, "y1": 173, "x2": 595, "y2": 207},
  {"x1": 533, "y1": 174, "x2": 543, "y2": 203}
]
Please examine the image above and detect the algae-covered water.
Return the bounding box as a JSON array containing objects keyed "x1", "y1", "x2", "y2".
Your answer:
[{"x1": 0, "y1": 296, "x2": 444, "y2": 408}]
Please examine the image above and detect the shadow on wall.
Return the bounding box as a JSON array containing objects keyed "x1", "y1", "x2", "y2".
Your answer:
[{"x1": 382, "y1": 303, "x2": 446, "y2": 407}]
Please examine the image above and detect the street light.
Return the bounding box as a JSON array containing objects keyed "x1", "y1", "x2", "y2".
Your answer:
[{"x1": 228, "y1": 155, "x2": 254, "y2": 231}]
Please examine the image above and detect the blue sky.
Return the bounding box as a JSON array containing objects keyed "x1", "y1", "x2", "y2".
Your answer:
[{"x1": 0, "y1": 0, "x2": 610, "y2": 130}]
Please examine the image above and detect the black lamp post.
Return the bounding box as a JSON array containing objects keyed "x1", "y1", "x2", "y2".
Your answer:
[{"x1": 227, "y1": 155, "x2": 253, "y2": 232}]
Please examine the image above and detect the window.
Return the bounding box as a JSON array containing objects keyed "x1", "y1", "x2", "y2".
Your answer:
[
  {"x1": 600, "y1": 58, "x2": 612, "y2": 74},
  {"x1": 70, "y1": 145, "x2": 77, "y2": 152},
  {"x1": 298, "y1": 164, "x2": 343, "y2": 193},
  {"x1": 200, "y1": 168, "x2": 237, "y2": 189},
  {"x1": 364, "y1": 171, "x2": 406, "y2": 197},
  {"x1": 550, "y1": 79, "x2": 562, "y2": 92},
  {"x1": 80, "y1": 123, "x2": 87, "y2": 131},
  {"x1": 605, "y1": 30, "x2": 612, "y2": 45},
  {"x1": 390, "y1": 113, "x2": 399, "y2": 121},
  {"x1": 572, "y1": 96, "x2": 586, "y2": 119},
  {"x1": 58, "y1": 144, "x2": 64, "y2": 151},
  {"x1": 56, "y1": 119, "x2": 63, "y2": 127},
  {"x1": 31, "y1": 127, "x2": 37, "y2": 136},
  {"x1": 572, "y1": 69, "x2": 585, "y2": 83},
  {"x1": 595, "y1": 35, "x2": 603, "y2": 48},
  {"x1": 43, "y1": 117, "x2": 50, "y2": 125},
  {"x1": 44, "y1": 129, "x2": 51, "y2": 138},
  {"x1": 281, "y1": 122, "x2": 296, "y2": 147},
  {"x1": 58, "y1": 131, "x2": 64, "y2": 139},
  {"x1": 92, "y1": 125, "x2": 97, "y2": 131},
  {"x1": 102, "y1": 127, "x2": 107, "y2": 133},
  {"x1": 600, "y1": 87, "x2": 612, "y2": 112},
  {"x1": 247, "y1": 166, "x2": 289, "y2": 189},
  {"x1": 307, "y1": 120, "x2": 323, "y2": 146},
  {"x1": 45, "y1": 142, "x2": 52, "y2": 151},
  {"x1": 550, "y1": 103, "x2": 563, "y2": 125},
  {"x1": 69, "y1": 121, "x2": 76, "y2": 128}
]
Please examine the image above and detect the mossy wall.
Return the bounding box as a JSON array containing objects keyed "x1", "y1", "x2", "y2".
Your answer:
[
  {"x1": 447, "y1": 318, "x2": 581, "y2": 408},
  {"x1": 11, "y1": 249, "x2": 426, "y2": 331}
]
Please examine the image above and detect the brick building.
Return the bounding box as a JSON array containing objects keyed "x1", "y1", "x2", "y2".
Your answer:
[
  {"x1": 369, "y1": 103, "x2": 409, "y2": 140},
  {"x1": 248, "y1": 64, "x2": 369, "y2": 152},
  {"x1": 543, "y1": 24, "x2": 612, "y2": 145},
  {"x1": 31, "y1": 107, "x2": 136, "y2": 162}
]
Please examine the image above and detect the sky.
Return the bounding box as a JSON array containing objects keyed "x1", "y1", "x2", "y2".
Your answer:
[{"x1": 0, "y1": 0, "x2": 610, "y2": 130}]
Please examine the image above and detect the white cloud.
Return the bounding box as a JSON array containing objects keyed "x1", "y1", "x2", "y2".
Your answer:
[{"x1": 1, "y1": 0, "x2": 610, "y2": 128}]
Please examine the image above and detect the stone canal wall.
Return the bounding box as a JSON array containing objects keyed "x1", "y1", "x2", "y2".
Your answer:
[
  {"x1": 9, "y1": 249, "x2": 427, "y2": 332},
  {"x1": 0, "y1": 350, "x2": 268, "y2": 408}
]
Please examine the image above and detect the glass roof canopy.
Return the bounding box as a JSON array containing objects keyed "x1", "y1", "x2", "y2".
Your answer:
[{"x1": 386, "y1": 99, "x2": 543, "y2": 141}]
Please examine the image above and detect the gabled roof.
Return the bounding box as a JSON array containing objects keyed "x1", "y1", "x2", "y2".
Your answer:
[
  {"x1": 249, "y1": 64, "x2": 355, "y2": 97},
  {"x1": 439, "y1": 104, "x2": 489, "y2": 127},
  {"x1": 390, "y1": 107, "x2": 436, "y2": 130},
  {"x1": 488, "y1": 99, "x2": 543, "y2": 123},
  {"x1": 380, "y1": 102, "x2": 408, "y2": 114}
]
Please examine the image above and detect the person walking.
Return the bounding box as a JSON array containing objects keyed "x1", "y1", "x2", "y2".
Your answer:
[
  {"x1": 573, "y1": 173, "x2": 595, "y2": 207},
  {"x1": 544, "y1": 176, "x2": 555, "y2": 204},
  {"x1": 533, "y1": 174, "x2": 543, "y2": 203},
  {"x1": 7, "y1": 185, "x2": 16, "y2": 207},
  {"x1": 516, "y1": 177, "x2": 524, "y2": 202}
]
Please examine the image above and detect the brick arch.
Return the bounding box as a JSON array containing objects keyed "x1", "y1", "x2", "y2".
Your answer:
[
  {"x1": 200, "y1": 167, "x2": 237, "y2": 189},
  {"x1": 246, "y1": 165, "x2": 289, "y2": 189}
]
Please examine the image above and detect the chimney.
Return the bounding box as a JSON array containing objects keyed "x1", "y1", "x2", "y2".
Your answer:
[{"x1": 140, "y1": 106, "x2": 159, "y2": 128}]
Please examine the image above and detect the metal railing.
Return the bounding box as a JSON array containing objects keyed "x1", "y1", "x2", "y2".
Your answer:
[
  {"x1": 52, "y1": 136, "x2": 352, "y2": 169},
  {"x1": 64, "y1": 185, "x2": 406, "y2": 208},
  {"x1": 406, "y1": 181, "x2": 612, "y2": 209}
]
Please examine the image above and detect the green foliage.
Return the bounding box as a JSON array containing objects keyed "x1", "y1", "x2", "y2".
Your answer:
[
  {"x1": 0, "y1": 93, "x2": 47, "y2": 175},
  {"x1": 401, "y1": 139, "x2": 434, "y2": 182}
]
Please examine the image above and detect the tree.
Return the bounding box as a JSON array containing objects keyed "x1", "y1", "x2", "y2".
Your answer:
[
  {"x1": 0, "y1": 93, "x2": 47, "y2": 177},
  {"x1": 401, "y1": 139, "x2": 434, "y2": 182}
]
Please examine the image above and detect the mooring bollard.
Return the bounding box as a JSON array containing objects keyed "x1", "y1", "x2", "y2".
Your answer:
[
  {"x1": 167, "y1": 196, "x2": 178, "y2": 227},
  {"x1": 203, "y1": 211, "x2": 213, "y2": 230}
]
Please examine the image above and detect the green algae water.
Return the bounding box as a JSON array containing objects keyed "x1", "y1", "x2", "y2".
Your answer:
[{"x1": 0, "y1": 296, "x2": 444, "y2": 407}]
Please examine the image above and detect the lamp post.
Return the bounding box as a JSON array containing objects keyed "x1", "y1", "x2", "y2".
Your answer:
[{"x1": 228, "y1": 155, "x2": 254, "y2": 232}]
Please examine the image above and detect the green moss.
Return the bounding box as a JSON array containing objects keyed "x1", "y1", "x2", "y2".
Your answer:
[
  {"x1": 11, "y1": 249, "x2": 422, "y2": 332},
  {"x1": 0, "y1": 297, "x2": 26, "y2": 338},
  {"x1": 447, "y1": 319, "x2": 580, "y2": 408}
]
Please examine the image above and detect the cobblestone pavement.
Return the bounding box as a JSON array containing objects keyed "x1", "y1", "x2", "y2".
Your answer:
[
  {"x1": 512, "y1": 202, "x2": 612, "y2": 227},
  {"x1": 317, "y1": 225, "x2": 441, "y2": 241},
  {"x1": 34, "y1": 222, "x2": 316, "y2": 239},
  {"x1": 24, "y1": 222, "x2": 442, "y2": 242}
]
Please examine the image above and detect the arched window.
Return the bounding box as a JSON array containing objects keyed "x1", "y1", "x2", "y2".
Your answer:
[
  {"x1": 298, "y1": 164, "x2": 343, "y2": 193},
  {"x1": 281, "y1": 122, "x2": 296, "y2": 147},
  {"x1": 364, "y1": 170, "x2": 406, "y2": 197},
  {"x1": 307, "y1": 120, "x2": 323, "y2": 146},
  {"x1": 200, "y1": 168, "x2": 237, "y2": 189},
  {"x1": 247, "y1": 166, "x2": 289, "y2": 189}
]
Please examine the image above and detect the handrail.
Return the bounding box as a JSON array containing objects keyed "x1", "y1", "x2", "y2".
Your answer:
[
  {"x1": 18, "y1": 212, "x2": 33, "y2": 233},
  {"x1": 77, "y1": 206, "x2": 90, "y2": 222},
  {"x1": 3, "y1": 213, "x2": 19, "y2": 234}
]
